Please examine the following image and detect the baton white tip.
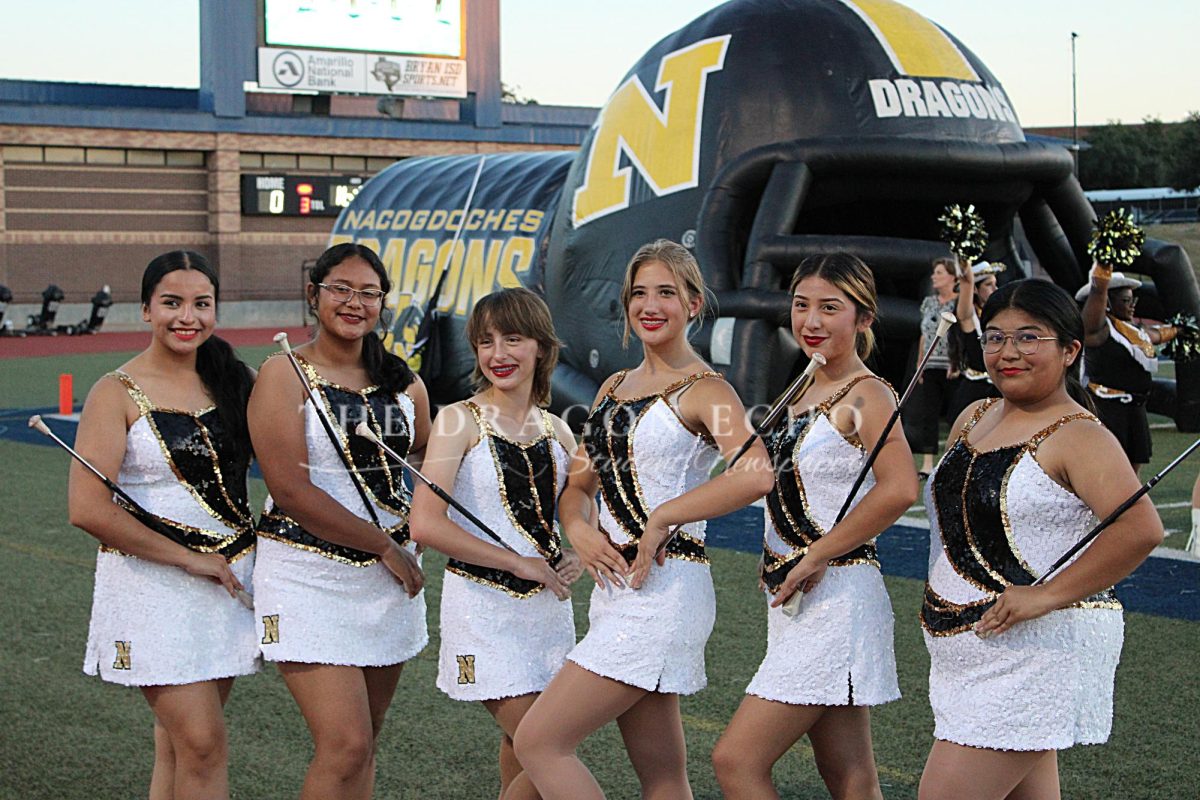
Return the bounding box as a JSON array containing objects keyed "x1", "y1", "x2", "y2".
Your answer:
[
  {"x1": 935, "y1": 311, "x2": 957, "y2": 336},
  {"x1": 811, "y1": 352, "x2": 827, "y2": 366},
  {"x1": 28, "y1": 415, "x2": 51, "y2": 435},
  {"x1": 273, "y1": 332, "x2": 290, "y2": 348},
  {"x1": 354, "y1": 421, "x2": 380, "y2": 444}
]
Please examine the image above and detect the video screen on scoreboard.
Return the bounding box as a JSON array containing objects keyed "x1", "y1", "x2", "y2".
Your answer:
[{"x1": 263, "y1": 0, "x2": 464, "y2": 58}]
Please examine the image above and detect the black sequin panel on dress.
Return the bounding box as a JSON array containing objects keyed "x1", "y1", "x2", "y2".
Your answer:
[
  {"x1": 148, "y1": 408, "x2": 255, "y2": 561},
  {"x1": 257, "y1": 385, "x2": 411, "y2": 565},
  {"x1": 583, "y1": 393, "x2": 707, "y2": 564},
  {"x1": 448, "y1": 435, "x2": 562, "y2": 598},
  {"x1": 923, "y1": 439, "x2": 1038, "y2": 633},
  {"x1": 762, "y1": 413, "x2": 877, "y2": 594},
  {"x1": 152, "y1": 409, "x2": 252, "y2": 529}
]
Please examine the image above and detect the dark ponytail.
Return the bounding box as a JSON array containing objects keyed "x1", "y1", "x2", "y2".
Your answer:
[
  {"x1": 310, "y1": 243, "x2": 415, "y2": 396},
  {"x1": 142, "y1": 251, "x2": 255, "y2": 459},
  {"x1": 979, "y1": 279, "x2": 1096, "y2": 413}
]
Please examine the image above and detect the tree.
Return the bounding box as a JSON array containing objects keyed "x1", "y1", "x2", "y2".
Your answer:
[
  {"x1": 1079, "y1": 118, "x2": 1170, "y2": 189},
  {"x1": 1168, "y1": 112, "x2": 1200, "y2": 191}
]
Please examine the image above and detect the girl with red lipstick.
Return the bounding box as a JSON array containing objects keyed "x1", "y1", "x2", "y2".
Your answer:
[
  {"x1": 70, "y1": 251, "x2": 258, "y2": 800},
  {"x1": 512, "y1": 239, "x2": 775, "y2": 800},
  {"x1": 919, "y1": 279, "x2": 1161, "y2": 800},
  {"x1": 712, "y1": 254, "x2": 918, "y2": 800},
  {"x1": 249, "y1": 243, "x2": 429, "y2": 800},
  {"x1": 410, "y1": 287, "x2": 580, "y2": 800}
]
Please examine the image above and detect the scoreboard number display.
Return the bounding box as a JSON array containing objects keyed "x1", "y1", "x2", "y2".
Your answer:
[{"x1": 241, "y1": 175, "x2": 367, "y2": 216}]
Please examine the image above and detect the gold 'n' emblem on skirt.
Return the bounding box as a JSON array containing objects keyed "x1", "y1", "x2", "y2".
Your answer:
[
  {"x1": 261, "y1": 614, "x2": 280, "y2": 645},
  {"x1": 456, "y1": 654, "x2": 476, "y2": 685},
  {"x1": 113, "y1": 641, "x2": 132, "y2": 670}
]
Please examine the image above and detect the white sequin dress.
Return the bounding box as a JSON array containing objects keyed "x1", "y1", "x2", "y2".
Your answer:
[
  {"x1": 747, "y1": 375, "x2": 900, "y2": 706},
  {"x1": 923, "y1": 399, "x2": 1124, "y2": 751},
  {"x1": 253, "y1": 359, "x2": 427, "y2": 666},
  {"x1": 83, "y1": 371, "x2": 260, "y2": 686},
  {"x1": 436, "y1": 402, "x2": 576, "y2": 701},
  {"x1": 567, "y1": 371, "x2": 721, "y2": 695}
]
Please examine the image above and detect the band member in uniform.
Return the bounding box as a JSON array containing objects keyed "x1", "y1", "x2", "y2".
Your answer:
[
  {"x1": 946, "y1": 259, "x2": 1004, "y2": 424},
  {"x1": 69, "y1": 251, "x2": 258, "y2": 799},
  {"x1": 920, "y1": 279, "x2": 1161, "y2": 800},
  {"x1": 249, "y1": 243, "x2": 429, "y2": 800},
  {"x1": 511, "y1": 239, "x2": 775, "y2": 800},
  {"x1": 410, "y1": 288, "x2": 581, "y2": 800},
  {"x1": 712, "y1": 254, "x2": 917, "y2": 800},
  {"x1": 1079, "y1": 264, "x2": 1176, "y2": 474}
]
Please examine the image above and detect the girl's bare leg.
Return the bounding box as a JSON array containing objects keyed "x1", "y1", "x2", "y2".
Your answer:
[
  {"x1": 512, "y1": 663, "x2": 648, "y2": 800},
  {"x1": 483, "y1": 693, "x2": 540, "y2": 800},
  {"x1": 919, "y1": 740, "x2": 1056, "y2": 800}
]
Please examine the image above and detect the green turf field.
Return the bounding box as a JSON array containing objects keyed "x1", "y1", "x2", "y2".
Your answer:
[{"x1": 1, "y1": 348, "x2": 1197, "y2": 799}]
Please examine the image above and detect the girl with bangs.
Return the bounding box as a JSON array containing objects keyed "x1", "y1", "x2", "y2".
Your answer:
[
  {"x1": 512, "y1": 239, "x2": 774, "y2": 800},
  {"x1": 713, "y1": 253, "x2": 918, "y2": 800},
  {"x1": 410, "y1": 287, "x2": 581, "y2": 800}
]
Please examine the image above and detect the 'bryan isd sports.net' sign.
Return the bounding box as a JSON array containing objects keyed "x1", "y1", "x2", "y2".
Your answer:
[{"x1": 257, "y1": 47, "x2": 466, "y2": 98}]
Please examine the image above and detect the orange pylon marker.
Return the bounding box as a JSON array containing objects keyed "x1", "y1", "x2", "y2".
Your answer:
[{"x1": 59, "y1": 373, "x2": 73, "y2": 415}]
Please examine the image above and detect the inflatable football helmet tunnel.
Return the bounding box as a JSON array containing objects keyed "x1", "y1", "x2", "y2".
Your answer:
[{"x1": 331, "y1": 0, "x2": 1200, "y2": 430}]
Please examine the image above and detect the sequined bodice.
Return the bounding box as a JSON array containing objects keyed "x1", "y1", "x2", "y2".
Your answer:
[
  {"x1": 445, "y1": 402, "x2": 570, "y2": 597},
  {"x1": 110, "y1": 371, "x2": 253, "y2": 560},
  {"x1": 923, "y1": 399, "x2": 1118, "y2": 635},
  {"x1": 258, "y1": 355, "x2": 415, "y2": 565},
  {"x1": 762, "y1": 376, "x2": 887, "y2": 592},
  {"x1": 582, "y1": 370, "x2": 721, "y2": 562}
]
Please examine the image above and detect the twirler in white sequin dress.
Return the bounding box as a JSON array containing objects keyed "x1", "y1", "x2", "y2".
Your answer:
[
  {"x1": 436, "y1": 402, "x2": 575, "y2": 701},
  {"x1": 923, "y1": 399, "x2": 1124, "y2": 751},
  {"x1": 253, "y1": 355, "x2": 427, "y2": 666},
  {"x1": 83, "y1": 371, "x2": 259, "y2": 686},
  {"x1": 567, "y1": 371, "x2": 721, "y2": 695},
  {"x1": 747, "y1": 375, "x2": 900, "y2": 707}
]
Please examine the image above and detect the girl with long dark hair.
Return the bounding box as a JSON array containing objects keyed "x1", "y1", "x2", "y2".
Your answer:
[
  {"x1": 249, "y1": 242, "x2": 429, "y2": 799},
  {"x1": 69, "y1": 250, "x2": 258, "y2": 799},
  {"x1": 919, "y1": 279, "x2": 1161, "y2": 800}
]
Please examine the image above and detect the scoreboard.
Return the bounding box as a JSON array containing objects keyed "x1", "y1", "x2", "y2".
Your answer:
[{"x1": 241, "y1": 174, "x2": 368, "y2": 217}]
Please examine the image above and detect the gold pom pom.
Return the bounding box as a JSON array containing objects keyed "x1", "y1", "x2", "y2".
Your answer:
[
  {"x1": 938, "y1": 204, "x2": 988, "y2": 263},
  {"x1": 1087, "y1": 209, "x2": 1145, "y2": 269}
]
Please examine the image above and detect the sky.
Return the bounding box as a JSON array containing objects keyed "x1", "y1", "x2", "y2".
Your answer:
[{"x1": 0, "y1": 0, "x2": 1196, "y2": 127}]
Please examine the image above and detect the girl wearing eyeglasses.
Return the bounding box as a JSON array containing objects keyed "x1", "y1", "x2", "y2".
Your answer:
[
  {"x1": 248, "y1": 242, "x2": 430, "y2": 800},
  {"x1": 918, "y1": 279, "x2": 1162, "y2": 800}
]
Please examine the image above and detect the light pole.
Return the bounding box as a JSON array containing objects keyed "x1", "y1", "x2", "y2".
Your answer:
[{"x1": 1071, "y1": 32, "x2": 1079, "y2": 175}]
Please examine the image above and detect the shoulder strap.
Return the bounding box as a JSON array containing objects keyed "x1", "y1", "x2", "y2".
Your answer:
[
  {"x1": 107, "y1": 370, "x2": 153, "y2": 416},
  {"x1": 962, "y1": 397, "x2": 1000, "y2": 436},
  {"x1": 818, "y1": 374, "x2": 890, "y2": 413},
  {"x1": 538, "y1": 408, "x2": 556, "y2": 438},
  {"x1": 605, "y1": 369, "x2": 631, "y2": 397},
  {"x1": 1028, "y1": 412, "x2": 1099, "y2": 450},
  {"x1": 461, "y1": 400, "x2": 490, "y2": 438},
  {"x1": 664, "y1": 370, "x2": 722, "y2": 398}
]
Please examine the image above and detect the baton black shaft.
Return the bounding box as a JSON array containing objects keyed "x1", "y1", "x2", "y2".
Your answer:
[
  {"x1": 35, "y1": 417, "x2": 253, "y2": 608},
  {"x1": 365, "y1": 432, "x2": 528, "y2": 558},
  {"x1": 1033, "y1": 436, "x2": 1200, "y2": 585},
  {"x1": 278, "y1": 346, "x2": 385, "y2": 530},
  {"x1": 833, "y1": 330, "x2": 947, "y2": 525}
]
